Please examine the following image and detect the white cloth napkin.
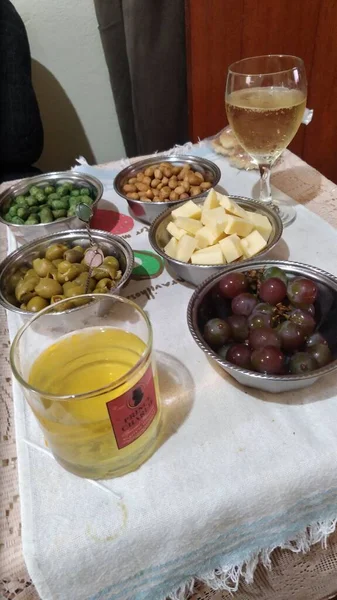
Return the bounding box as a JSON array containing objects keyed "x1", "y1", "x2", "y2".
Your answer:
[{"x1": 8, "y1": 146, "x2": 337, "y2": 600}]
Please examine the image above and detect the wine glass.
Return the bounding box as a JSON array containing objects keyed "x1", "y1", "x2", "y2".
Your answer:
[{"x1": 225, "y1": 55, "x2": 307, "y2": 226}]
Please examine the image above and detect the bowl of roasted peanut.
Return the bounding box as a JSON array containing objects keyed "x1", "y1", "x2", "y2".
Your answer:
[{"x1": 113, "y1": 155, "x2": 221, "y2": 225}]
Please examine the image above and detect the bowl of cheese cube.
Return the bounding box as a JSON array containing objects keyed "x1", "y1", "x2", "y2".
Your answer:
[{"x1": 149, "y1": 190, "x2": 282, "y2": 286}]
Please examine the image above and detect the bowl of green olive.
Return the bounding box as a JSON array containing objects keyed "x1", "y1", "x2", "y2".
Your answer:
[
  {"x1": 0, "y1": 229, "x2": 134, "y2": 316},
  {"x1": 0, "y1": 171, "x2": 103, "y2": 245}
]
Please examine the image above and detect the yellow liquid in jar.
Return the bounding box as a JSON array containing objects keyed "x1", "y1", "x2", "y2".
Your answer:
[{"x1": 28, "y1": 327, "x2": 161, "y2": 478}]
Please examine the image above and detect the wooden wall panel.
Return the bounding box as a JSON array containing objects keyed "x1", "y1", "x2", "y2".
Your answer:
[
  {"x1": 240, "y1": 0, "x2": 320, "y2": 156},
  {"x1": 303, "y1": 0, "x2": 337, "y2": 182},
  {"x1": 186, "y1": 0, "x2": 337, "y2": 182},
  {"x1": 185, "y1": 0, "x2": 244, "y2": 142}
]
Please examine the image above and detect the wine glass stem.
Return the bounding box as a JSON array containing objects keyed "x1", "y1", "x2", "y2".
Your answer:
[{"x1": 258, "y1": 163, "x2": 272, "y2": 205}]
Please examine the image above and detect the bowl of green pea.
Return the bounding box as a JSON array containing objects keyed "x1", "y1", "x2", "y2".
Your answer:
[{"x1": 0, "y1": 171, "x2": 103, "y2": 245}]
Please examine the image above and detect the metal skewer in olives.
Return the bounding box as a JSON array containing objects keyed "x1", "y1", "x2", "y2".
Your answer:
[{"x1": 8, "y1": 242, "x2": 123, "y2": 312}]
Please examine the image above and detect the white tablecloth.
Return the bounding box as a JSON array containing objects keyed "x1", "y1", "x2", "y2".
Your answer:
[{"x1": 6, "y1": 143, "x2": 337, "y2": 600}]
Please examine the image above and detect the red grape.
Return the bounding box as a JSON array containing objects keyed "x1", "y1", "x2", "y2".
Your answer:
[
  {"x1": 289, "y1": 309, "x2": 316, "y2": 337},
  {"x1": 303, "y1": 304, "x2": 315, "y2": 317},
  {"x1": 253, "y1": 302, "x2": 275, "y2": 315},
  {"x1": 231, "y1": 293, "x2": 257, "y2": 316},
  {"x1": 259, "y1": 278, "x2": 287, "y2": 305},
  {"x1": 218, "y1": 272, "x2": 248, "y2": 299},
  {"x1": 263, "y1": 266, "x2": 288, "y2": 285},
  {"x1": 251, "y1": 346, "x2": 285, "y2": 374},
  {"x1": 203, "y1": 318, "x2": 231, "y2": 348},
  {"x1": 287, "y1": 277, "x2": 317, "y2": 306},
  {"x1": 249, "y1": 327, "x2": 281, "y2": 350},
  {"x1": 305, "y1": 332, "x2": 328, "y2": 348},
  {"x1": 248, "y1": 312, "x2": 272, "y2": 329},
  {"x1": 289, "y1": 352, "x2": 318, "y2": 374},
  {"x1": 226, "y1": 344, "x2": 252, "y2": 369},
  {"x1": 308, "y1": 343, "x2": 332, "y2": 367},
  {"x1": 277, "y1": 321, "x2": 306, "y2": 351},
  {"x1": 228, "y1": 315, "x2": 249, "y2": 342}
]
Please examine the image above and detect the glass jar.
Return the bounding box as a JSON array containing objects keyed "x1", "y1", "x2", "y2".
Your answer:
[{"x1": 10, "y1": 294, "x2": 161, "y2": 479}]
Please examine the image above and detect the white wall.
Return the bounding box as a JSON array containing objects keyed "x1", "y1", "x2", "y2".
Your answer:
[{"x1": 13, "y1": 0, "x2": 125, "y2": 171}]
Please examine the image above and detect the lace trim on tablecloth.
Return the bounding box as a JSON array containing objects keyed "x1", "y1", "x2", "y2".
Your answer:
[{"x1": 164, "y1": 520, "x2": 337, "y2": 600}]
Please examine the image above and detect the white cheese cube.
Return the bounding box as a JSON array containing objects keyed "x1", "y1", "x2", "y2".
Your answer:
[
  {"x1": 203, "y1": 188, "x2": 219, "y2": 210},
  {"x1": 166, "y1": 221, "x2": 186, "y2": 240},
  {"x1": 241, "y1": 230, "x2": 267, "y2": 258},
  {"x1": 217, "y1": 194, "x2": 248, "y2": 219},
  {"x1": 201, "y1": 207, "x2": 229, "y2": 235},
  {"x1": 193, "y1": 244, "x2": 222, "y2": 253},
  {"x1": 225, "y1": 215, "x2": 254, "y2": 237},
  {"x1": 164, "y1": 237, "x2": 178, "y2": 258},
  {"x1": 245, "y1": 211, "x2": 272, "y2": 241},
  {"x1": 195, "y1": 226, "x2": 226, "y2": 249},
  {"x1": 201, "y1": 209, "x2": 210, "y2": 226},
  {"x1": 191, "y1": 244, "x2": 224, "y2": 265},
  {"x1": 171, "y1": 200, "x2": 201, "y2": 221},
  {"x1": 219, "y1": 234, "x2": 244, "y2": 263},
  {"x1": 175, "y1": 216, "x2": 203, "y2": 235},
  {"x1": 176, "y1": 234, "x2": 197, "y2": 263}
]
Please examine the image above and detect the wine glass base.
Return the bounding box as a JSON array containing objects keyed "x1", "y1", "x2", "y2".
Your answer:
[{"x1": 271, "y1": 200, "x2": 296, "y2": 227}]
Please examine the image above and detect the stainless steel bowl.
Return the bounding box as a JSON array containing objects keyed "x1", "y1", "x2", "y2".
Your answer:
[
  {"x1": 114, "y1": 155, "x2": 221, "y2": 225},
  {"x1": 187, "y1": 260, "x2": 337, "y2": 393},
  {"x1": 149, "y1": 196, "x2": 283, "y2": 287},
  {"x1": 0, "y1": 171, "x2": 103, "y2": 245},
  {"x1": 0, "y1": 229, "x2": 134, "y2": 317}
]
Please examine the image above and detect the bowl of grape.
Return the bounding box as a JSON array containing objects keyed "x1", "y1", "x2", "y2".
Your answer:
[{"x1": 187, "y1": 260, "x2": 337, "y2": 393}]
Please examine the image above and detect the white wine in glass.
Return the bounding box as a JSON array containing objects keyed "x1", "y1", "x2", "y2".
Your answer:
[{"x1": 225, "y1": 55, "x2": 307, "y2": 226}]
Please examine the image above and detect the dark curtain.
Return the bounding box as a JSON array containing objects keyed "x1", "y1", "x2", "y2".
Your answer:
[
  {"x1": 93, "y1": 0, "x2": 188, "y2": 157},
  {"x1": 0, "y1": 0, "x2": 43, "y2": 183}
]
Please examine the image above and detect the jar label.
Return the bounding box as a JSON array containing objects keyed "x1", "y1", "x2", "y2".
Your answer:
[{"x1": 106, "y1": 366, "x2": 157, "y2": 449}]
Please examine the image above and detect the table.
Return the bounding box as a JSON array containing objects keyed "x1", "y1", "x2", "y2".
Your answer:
[{"x1": 1, "y1": 148, "x2": 337, "y2": 600}]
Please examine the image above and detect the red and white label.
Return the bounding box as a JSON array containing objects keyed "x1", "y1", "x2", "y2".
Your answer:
[{"x1": 106, "y1": 366, "x2": 157, "y2": 449}]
